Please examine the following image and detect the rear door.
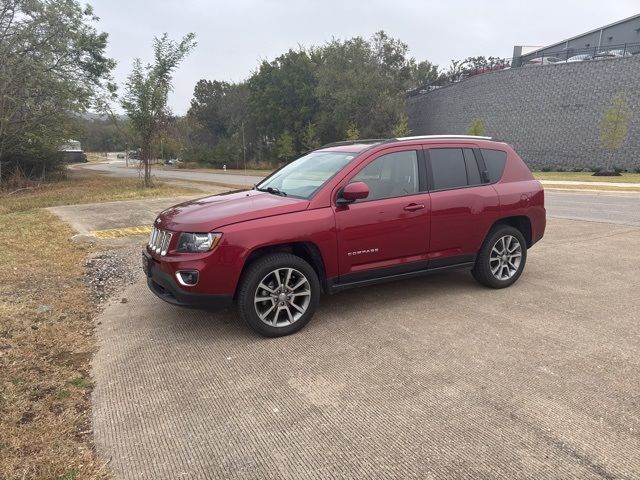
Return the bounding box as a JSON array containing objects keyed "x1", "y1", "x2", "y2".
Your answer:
[
  {"x1": 333, "y1": 147, "x2": 431, "y2": 281},
  {"x1": 425, "y1": 145, "x2": 499, "y2": 266}
]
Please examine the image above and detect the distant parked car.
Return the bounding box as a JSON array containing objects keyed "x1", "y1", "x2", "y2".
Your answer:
[
  {"x1": 117, "y1": 153, "x2": 125, "y2": 159},
  {"x1": 465, "y1": 63, "x2": 510, "y2": 77},
  {"x1": 593, "y1": 49, "x2": 632, "y2": 60},
  {"x1": 164, "y1": 158, "x2": 179, "y2": 166},
  {"x1": 525, "y1": 57, "x2": 562, "y2": 66},
  {"x1": 566, "y1": 54, "x2": 593, "y2": 63}
]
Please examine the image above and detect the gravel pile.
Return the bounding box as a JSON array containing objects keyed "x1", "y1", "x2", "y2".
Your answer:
[{"x1": 85, "y1": 248, "x2": 141, "y2": 303}]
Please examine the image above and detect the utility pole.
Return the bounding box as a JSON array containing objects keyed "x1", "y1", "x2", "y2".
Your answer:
[
  {"x1": 242, "y1": 121, "x2": 246, "y2": 172},
  {"x1": 160, "y1": 137, "x2": 163, "y2": 164}
]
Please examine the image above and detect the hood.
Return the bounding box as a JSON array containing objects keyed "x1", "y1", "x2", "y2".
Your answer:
[{"x1": 156, "y1": 189, "x2": 309, "y2": 232}]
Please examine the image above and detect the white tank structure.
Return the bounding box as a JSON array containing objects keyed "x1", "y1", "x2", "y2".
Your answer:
[{"x1": 58, "y1": 140, "x2": 87, "y2": 163}]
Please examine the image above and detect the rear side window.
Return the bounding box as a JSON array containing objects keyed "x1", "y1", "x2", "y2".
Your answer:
[
  {"x1": 481, "y1": 149, "x2": 507, "y2": 183},
  {"x1": 429, "y1": 148, "x2": 468, "y2": 190}
]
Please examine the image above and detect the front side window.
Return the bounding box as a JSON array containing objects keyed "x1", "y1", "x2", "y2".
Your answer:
[
  {"x1": 352, "y1": 150, "x2": 418, "y2": 201},
  {"x1": 256, "y1": 151, "x2": 357, "y2": 199}
]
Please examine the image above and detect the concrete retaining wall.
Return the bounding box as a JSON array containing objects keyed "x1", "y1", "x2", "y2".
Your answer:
[{"x1": 406, "y1": 56, "x2": 640, "y2": 170}]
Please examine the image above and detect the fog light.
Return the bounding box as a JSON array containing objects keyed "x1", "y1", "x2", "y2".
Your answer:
[{"x1": 176, "y1": 270, "x2": 199, "y2": 286}]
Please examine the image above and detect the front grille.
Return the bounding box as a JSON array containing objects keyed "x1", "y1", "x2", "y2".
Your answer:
[{"x1": 148, "y1": 226, "x2": 173, "y2": 256}]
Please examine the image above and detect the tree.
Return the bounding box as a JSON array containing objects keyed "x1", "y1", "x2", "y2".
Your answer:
[
  {"x1": 77, "y1": 117, "x2": 135, "y2": 153},
  {"x1": 275, "y1": 131, "x2": 295, "y2": 162},
  {"x1": 299, "y1": 122, "x2": 321, "y2": 151},
  {"x1": 0, "y1": 0, "x2": 115, "y2": 183},
  {"x1": 467, "y1": 118, "x2": 486, "y2": 136},
  {"x1": 187, "y1": 79, "x2": 252, "y2": 167},
  {"x1": 411, "y1": 60, "x2": 441, "y2": 87},
  {"x1": 315, "y1": 32, "x2": 414, "y2": 141},
  {"x1": 599, "y1": 94, "x2": 632, "y2": 172},
  {"x1": 122, "y1": 33, "x2": 196, "y2": 186},
  {"x1": 184, "y1": 31, "x2": 440, "y2": 165},
  {"x1": 392, "y1": 113, "x2": 411, "y2": 137},
  {"x1": 443, "y1": 59, "x2": 466, "y2": 83},
  {"x1": 345, "y1": 122, "x2": 360, "y2": 140},
  {"x1": 248, "y1": 49, "x2": 319, "y2": 149},
  {"x1": 600, "y1": 95, "x2": 632, "y2": 150}
]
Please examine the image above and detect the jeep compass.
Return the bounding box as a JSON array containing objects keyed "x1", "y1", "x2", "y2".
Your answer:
[{"x1": 143, "y1": 136, "x2": 545, "y2": 336}]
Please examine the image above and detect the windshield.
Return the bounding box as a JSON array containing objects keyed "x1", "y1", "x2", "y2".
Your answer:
[{"x1": 256, "y1": 151, "x2": 357, "y2": 199}]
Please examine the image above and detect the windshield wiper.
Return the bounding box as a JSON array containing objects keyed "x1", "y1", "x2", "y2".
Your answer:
[{"x1": 257, "y1": 186, "x2": 287, "y2": 197}]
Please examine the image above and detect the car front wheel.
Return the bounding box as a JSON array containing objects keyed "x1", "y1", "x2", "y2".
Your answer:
[
  {"x1": 237, "y1": 253, "x2": 320, "y2": 337},
  {"x1": 472, "y1": 226, "x2": 527, "y2": 289}
]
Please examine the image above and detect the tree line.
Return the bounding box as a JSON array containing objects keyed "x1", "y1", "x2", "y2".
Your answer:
[
  {"x1": 83, "y1": 31, "x2": 444, "y2": 169},
  {"x1": 1, "y1": 0, "x2": 509, "y2": 185}
]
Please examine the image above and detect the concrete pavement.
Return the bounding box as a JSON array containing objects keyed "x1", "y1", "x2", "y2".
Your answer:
[{"x1": 91, "y1": 218, "x2": 640, "y2": 479}]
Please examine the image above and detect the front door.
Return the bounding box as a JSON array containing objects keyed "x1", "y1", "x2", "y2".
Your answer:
[{"x1": 334, "y1": 148, "x2": 431, "y2": 282}]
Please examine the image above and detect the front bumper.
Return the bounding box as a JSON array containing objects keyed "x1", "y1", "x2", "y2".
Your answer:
[{"x1": 143, "y1": 251, "x2": 233, "y2": 310}]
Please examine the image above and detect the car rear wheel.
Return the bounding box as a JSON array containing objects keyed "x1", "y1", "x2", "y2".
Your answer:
[
  {"x1": 472, "y1": 226, "x2": 527, "y2": 289},
  {"x1": 237, "y1": 253, "x2": 320, "y2": 337}
]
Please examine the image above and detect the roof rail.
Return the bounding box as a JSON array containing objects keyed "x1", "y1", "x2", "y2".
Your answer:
[
  {"x1": 320, "y1": 139, "x2": 387, "y2": 148},
  {"x1": 395, "y1": 135, "x2": 493, "y2": 141}
]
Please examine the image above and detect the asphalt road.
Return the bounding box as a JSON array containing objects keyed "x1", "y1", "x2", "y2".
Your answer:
[
  {"x1": 80, "y1": 160, "x2": 265, "y2": 187},
  {"x1": 80, "y1": 160, "x2": 640, "y2": 227},
  {"x1": 545, "y1": 191, "x2": 640, "y2": 226},
  {"x1": 92, "y1": 218, "x2": 640, "y2": 479}
]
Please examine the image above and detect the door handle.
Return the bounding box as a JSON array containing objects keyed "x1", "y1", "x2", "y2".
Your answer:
[{"x1": 403, "y1": 203, "x2": 425, "y2": 212}]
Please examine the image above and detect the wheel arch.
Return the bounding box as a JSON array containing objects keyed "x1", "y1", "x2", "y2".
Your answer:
[
  {"x1": 237, "y1": 241, "x2": 327, "y2": 297},
  {"x1": 490, "y1": 215, "x2": 533, "y2": 247}
]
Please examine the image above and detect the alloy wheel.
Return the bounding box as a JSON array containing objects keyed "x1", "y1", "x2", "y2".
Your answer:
[
  {"x1": 490, "y1": 235, "x2": 522, "y2": 281},
  {"x1": 254, "y1": 268, "x2": 311, "y2": 327}
]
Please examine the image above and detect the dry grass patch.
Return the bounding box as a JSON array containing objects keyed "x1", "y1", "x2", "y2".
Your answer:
[
  {"x1": 0, "y1": 173, "x2": 197, "y2": 479},
  {"x1": 0, "y1": 209, "x2": 106, "y2": 479},
  {"x1": 0, "y1": 174, "x2": 197, "y2": 214}
]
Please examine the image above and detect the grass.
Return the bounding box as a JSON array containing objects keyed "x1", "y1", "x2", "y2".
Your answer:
[
  {"x1": 534, "y1": 171, "x2": 640, "y2": 183},
  {"x1": 540, "y1": 184, "x2": 640, "y2": 192},
  {"x1": 0, "y1": 173, "x2": 197, "y2": 214},
  {"x1": 0, "y1": 173, "x2": 197, "y2": 479}
]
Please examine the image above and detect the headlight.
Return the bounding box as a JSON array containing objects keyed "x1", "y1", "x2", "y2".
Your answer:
[{"x1": 176, "y1": 232, "x2": 222, "y2": 253}]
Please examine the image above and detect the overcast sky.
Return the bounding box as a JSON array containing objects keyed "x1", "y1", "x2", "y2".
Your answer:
[{"x1": 90, "y1": 0, "x2": 639, "y2": 114}]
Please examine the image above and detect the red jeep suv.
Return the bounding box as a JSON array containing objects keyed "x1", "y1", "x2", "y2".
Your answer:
[{"x1": 143, "y1": 136, "x2": 545, "y2": 336}]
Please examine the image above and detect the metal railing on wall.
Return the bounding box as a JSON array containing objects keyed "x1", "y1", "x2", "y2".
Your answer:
[{"x1": 406, "y1": 42, "x2": 640, "y2": 97}]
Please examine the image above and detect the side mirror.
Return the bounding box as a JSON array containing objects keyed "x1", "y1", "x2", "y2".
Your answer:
[{"x1": 338, "y1": 181, "x2": 369, "y2": 205}]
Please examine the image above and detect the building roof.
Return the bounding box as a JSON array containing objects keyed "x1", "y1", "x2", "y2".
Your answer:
[{"x1": 525, "y1": 13, "x2": 640, "y2": 56}]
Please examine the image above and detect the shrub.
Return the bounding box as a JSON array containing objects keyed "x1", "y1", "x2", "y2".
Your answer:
[
  {"x1": 466, "y1": 118, "x2": 486, "y2": 136},
  {"x1": 540, "y1": 166, "x2": 552, "y2": 172}
]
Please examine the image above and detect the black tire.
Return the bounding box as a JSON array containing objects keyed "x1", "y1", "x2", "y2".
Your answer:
[
  {"x1": 237, "y1": 253, "x2": 320, "y2": 337},
  {"x1": 472, "y1": 225, "x2": 527, "y2": 289}
]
